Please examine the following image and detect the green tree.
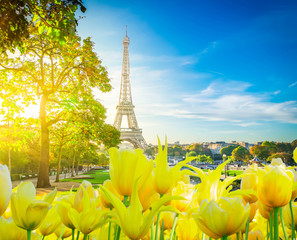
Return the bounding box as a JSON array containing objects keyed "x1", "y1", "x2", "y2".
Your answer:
[
  {"x1": 267, "y1": 153, "x2": 293, "y2": 165},
  {"x1": 187, "y1": 143, "x2": 202, "y2": 154},
  {"x1": 196, "y1": 154, "x2": 213, "y2": 163},
  {"x1": 276, "y1": 142, "x2": 293, "y2": 153},
  {"x1": 144, "y1": 147, "x2": 155, "y2": 158},
  {"x1": 249, "y1": 145, "x2": 270, "y2": 160},
  {"x1": 292, "y1": 139, "x2": 297, "y2": 149},
  {"x1": 98, "y1": 153, "x2": 109, "y2": 167},
  {"x1": 1, "y1": 29, "x2": 111, "y2": 187},
  {"x1": 188, "y1": 151, "x2": 197, "y2": 157},
  {"x1": 0, "y1": 0, "x2": 86, "y2": 52},
  {"x1": 232, "y1": 146, "x2": 251, "y2": 163},
  {"x1": 261, "y1": 141, "x2": 277, "y2": 154},
  {"x1": 220, "y1": 145, "x2": 238, "y2": 156}
]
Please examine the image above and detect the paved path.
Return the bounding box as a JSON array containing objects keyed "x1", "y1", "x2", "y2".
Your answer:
[{"x1": 12, "y1": 171, "x2": 84, "y2": 195}]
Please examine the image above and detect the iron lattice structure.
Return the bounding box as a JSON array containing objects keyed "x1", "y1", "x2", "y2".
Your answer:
[{"x1": 113, "y1": 28, "x2": 147, "y2": 149}]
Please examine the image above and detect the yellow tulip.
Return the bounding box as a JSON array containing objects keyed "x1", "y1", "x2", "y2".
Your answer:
[
  {"x1": 56, "y1": 193, "x2": 76, "y2": 229},
  {"x1": 159, "y1": 212, "x2": 176, "y2": 230},
  {"x1": 194, "y1": 197, "x2": 250, "y2": 239},
  {"x1": 43, "y1": 188, "x2": 57, "y2": 204},
  {"x1": 54, "y1": 223, "x2": 73, "y2": 239},
  {"x1": 240, "y1": 166, "x2": 258, "y2": 203},
  {"x1": 176, "y1": 215, "x2": 199, "y2": 240},
  {"x1": 11, "y1": 181, "x2": 51, "y2": 230},
  {"x1": 248, "y1": 201, "x2": 258, "y2": 223},
  {"x1": 293, "y1": 147, "x2": 297, "y2": 163},
  {"x1": 291, "y1": 169, "x2": 297, "y2": 200},
  {"x1": 100, "y1": 180, "x2": 123, "y2": 209},
  {"x1": 0, "y1": 217, "x2": 26, "y2": 240},
  {"x1": 170, "y1": 182, "x2": 194, "y2": 212},
  {"x1": 0, "y1": 164, "x2": 12, "y2": 217},
  {"x1": 258, "y1": 201, "x2": 273, "y2": 220},
  {"x1": 184, "y1": 158, "x2": 244, "y2": 204},
  {"x1": 257, "y1": 166, "x2": 294, "y2": 208},
  {"x1": 152, "y1": 137, "x2": 195, "y2": 195},
  {"x1": 90, "y1": 222, "x2": 117, "y2": 240},
  {"x1": 283, "y1": 201, "x2": 297, "y2": 230},
  {"x1": 109, "y1": 147, "x2": 154, "y2": 196},
  {"x1": 68, "y1": 188, "x2": 109, "y2": 235},
  {"x1": 100, "y1": 179, "x2": 184, "y2": 240},
  {"x1": 81, "y1": 180, "x2": 97, "y2": 199},
  {"x1": 138, "y1": 175, "x2": 160, "y2": 212},
  {"x1": 248, "y1": 230, "x2": 264, "y2": 240},
  {"x1": 38, "y1": 206, "x2": 62, "y2": 236},
  {"x1": 74, "y1": 184, "x2": 98, "y2": 213}
]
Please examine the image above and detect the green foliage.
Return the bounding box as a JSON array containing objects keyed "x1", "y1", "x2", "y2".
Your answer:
[
  {"x1": 168, "y1": 145, "x2": 186, "y2": 157},
  {"x1": 231, "y1": 146, "x2": 251, "y2": 162},
  {"x1": 267, "y1": 152, "x2": 293, "y2": 164},
  {"x1": 188, "y1": 151, "x2": 197, "y2": 157},
  {"x1": 196, "y1": 154, "x2": 213, "y2": 163},
  {"x1": 0, "y1": 0, "x2": 86, "y2": 52},
  {"x1": 187, "y1": 143, "x2": 212, "y2": 156},
  {"x1": 249, "y1": 145, "x2": 270, "y2": 160},
  {"x1": 261, "y1": 141, "x2": 277, "y2": 154},
  {"x1": 220, "y1": 145, "x2": 238, "y2": 156},
  {"x1": 144, "y1": 147, "x2": 155, "y2": 157},
  {"x1": 98, "y1": 153, "x2": 109, "y2": 167},
  {"x1": 292, "y1": 139, "x2": 297, "y2": 149},
  {"x1": 276, "y1": 142, "x2": 293, "y2": 153}
]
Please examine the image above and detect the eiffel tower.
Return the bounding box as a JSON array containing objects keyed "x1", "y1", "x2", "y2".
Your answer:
[{"x1": 113, "y1": 27, "x2": 147, "y2": 149}]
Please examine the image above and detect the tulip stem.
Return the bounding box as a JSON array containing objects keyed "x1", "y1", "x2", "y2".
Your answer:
[
  {"x1": 273, "y1": 207, "x2": 279, "y2": 240},
  {"x1": 155, "y1": 194, "x2": 163, "y2": 240},
  {"x1": 27, "y1": 230, "x2": 31, "y2": 240},
  {"x1": 42, "y1": 236, "x2": 45, "y2": 240},
  {"x1": 76, "y1": 231, "x2": 80, "y2": 240},
  {"x1": 280, "y1": 207, "x2": 288, "y2": 240},
  {"x1": 57, "y1": 225, "x2": 65, "y2": 240},
  {"x1": 160, "y1": 220, "x2": 165, "y2": 240},
  {"x1": 155, "y1": 213, "x2": 161, "y2": 240},
  {"x1": 108, "y1": 221, "x2": 112, "y2": 240},
  {"x1": 83, "y1": 234, "x2": 88, "y2": 240},
  {"x1": 151, "y1": 224, "x2": 155, "y2": 240},
  {"x1": 266, "y1": 220, "x2": 270, "y2": 240},
  {"x1": 222, "y1": 236, "x2": 228, "y2": 240},
  {"x1": 72, "y1": 229, "x2": 75, "y2": 240},
  {"x1": 236, "y1": 232, "x2": 240, "y2": 240},
  {"x1": 244, "y1": 216, "x2": 249, "y2": 240},
  {"x1": 290, "y1": 201, "x2": 295, "y2": 240},
  {"x1": 123, "y1": 195, "x2": 129, "y2": 207},
  {"x1": 169, "y1": 213, "x2": 179, "y2": 240},
  {"x1": 270, "y1": 211, "x2": 274, "y2": 240}
]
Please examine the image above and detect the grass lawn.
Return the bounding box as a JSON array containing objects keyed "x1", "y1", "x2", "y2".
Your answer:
[
  {"x1": 221, "y1": 170, "x2": 243, "y2": 176},
  {"x1": 61, "y1": 169, "x2": 110, "y2": 185}
]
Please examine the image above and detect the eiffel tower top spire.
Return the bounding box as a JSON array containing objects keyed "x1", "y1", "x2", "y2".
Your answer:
[{"x1": 119, "y1": 25, "x2": 132, "y2": 105}]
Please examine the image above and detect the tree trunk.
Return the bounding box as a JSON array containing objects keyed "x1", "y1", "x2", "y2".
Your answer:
[
  {"x1": 55, "y1": 142, "x2": 63, "y2": 182},
  {"x1": 76, "y1": 158, "x2": 80, "y2": 175},
  {"x1": 71, "y1": 150, "x2": 76, "y2": 177},
  {"x1": 37, "y1": 94, "x2": 51, "y2": 188}
]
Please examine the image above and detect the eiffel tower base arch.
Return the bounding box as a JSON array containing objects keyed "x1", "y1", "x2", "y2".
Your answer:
[{"x1": 120, "y1": 129, "x2": 147, "y2": 149}]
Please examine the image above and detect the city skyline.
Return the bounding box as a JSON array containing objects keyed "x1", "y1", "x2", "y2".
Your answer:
[{"x1": 28, "y1": 0, "x2": 297, "y2": 145}]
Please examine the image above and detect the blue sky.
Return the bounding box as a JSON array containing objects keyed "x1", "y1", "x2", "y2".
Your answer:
[{"x1": 77, "y1": 0, "x2": 297, "y2": 144}]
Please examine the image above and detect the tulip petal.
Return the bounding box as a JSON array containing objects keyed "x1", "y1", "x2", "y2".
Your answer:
[{"x1": 25, "y1": 201, "x2": 51, "y2": 230}]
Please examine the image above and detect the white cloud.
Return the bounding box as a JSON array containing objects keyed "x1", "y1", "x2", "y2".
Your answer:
[
  {"x1": 163, "y1": 80, "x2": 297, "y2": 125},
  {"x1": 289, "y1": 81, "x2": 297, "y2": 88}
]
